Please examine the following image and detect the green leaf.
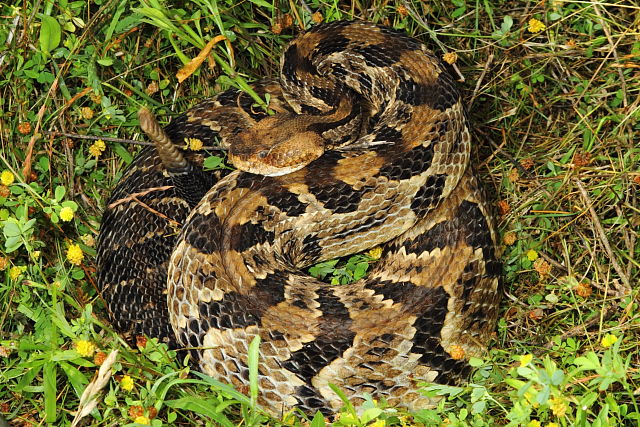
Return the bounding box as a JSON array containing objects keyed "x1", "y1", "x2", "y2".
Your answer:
[
  {"x1": 536, "y1": 384, "x2": 550, "y2": 405},
  {"x1": 24, "y1": 218, "x2": 36, "y2": 231},
  {"x1": 248, "y1": 0, "x2": 275, "y2": 8},
  {"x1": 459, "y1": 407, "x2": 468, "y2": 420},
  {"x1": 360, "y1": 407, "x2": 382, "y2": 423},
  {"x1": 61, "y1": 200, "x2": 78, "y2": 210},
  {"x1": 5, "y1": 236, "x2": 22, "y2": 252},
  {"x1": 97, "y1": 57, "x2": 114, "y2": 66},
  {"x1": 113, "y1": 143, "x2": 133, "y2": 164},
  {"x1": 574, "y1": 352, "x2": 601, "y2": 371},
  {"x1": 191, "y1": 371, "x2": 252, "y2": 405},
  {"x1": 421, "y1": 383, "x2": 465, "y2": 398},
  {"x1": 353, "y1": 261, "x2": 369, "y2": 280},
  {"x1": 469, "y1": 357, "x2": 484, "y2": 367},
  {"x1": 43, "y1": 361, "x2": 57, "y2": 422},
  {"x1": 54, "y1": 185, "x2": 66, "y2": 202},
  {"x1": 40, "y1": 15, "x2": 62, "y2": 54},
  {"x1": 310, "y1": 411, "x2": 326, "y2": 427},
  {"x1": 59, "y1": 361, "x2": 89, "y2": 399},
  {"x1": 248, "y1": 335, "x2": 260, "y2": 408},
  {"x1": 551, "y1": 369, "x2": 564, "y2": 385},
  {"x1": 328, "y1": 383, "x2": 356, "y2": 415},
  {"x1": 62, "y1": 21, "x2": 76, "y2": 32},
  {"x1": 500, "y1": 16, "x2": 513, "y2": 33},
  {"x1": 579, "y1": 391, "x2": 598, "y2": 410},
  {"x1": 3, "y1": 221, "x2": 20, "y2": 237},
  {"x1": 164, "y1": 397, "x2": 235, "y2": 427},
  {"x1": 14, "y1": 364, "x2": 42, "y2": 392},
  {"x1": 504, "y1": 378, "x2": 526, "y2": 390},
  {"x1": 37, "y1": 156, "x2": 50, "y2": 172},
  {"x1": 105, "y1": 0, "x2": 128, "y2": 40},
  {"x1": 203, "y1": 156, "x2": 225, "y2": 170},
  {"x1": 309, "y1": 259, "x2": 339, "y2": 279},
  {"x1": 451, "y1": 7, "x2": 466, "y2": 18},
  {"x1": 147, "y1": 351, "x2": 163, "y2": 362}
]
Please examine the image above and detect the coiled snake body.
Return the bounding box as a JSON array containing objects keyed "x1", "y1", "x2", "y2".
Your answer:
[{"x1": 97, "y1": 20, "x2": 501, "y2": 415}]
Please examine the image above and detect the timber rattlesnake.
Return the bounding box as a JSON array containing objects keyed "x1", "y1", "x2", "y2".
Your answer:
[{"x1": 97, "y1": 20, "x2": 501, "y2": 415}]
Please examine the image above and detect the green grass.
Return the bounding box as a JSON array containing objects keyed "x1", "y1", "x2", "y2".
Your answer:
[{"x1": 1, "y1": 0, "x2": 639, "y2": 425}]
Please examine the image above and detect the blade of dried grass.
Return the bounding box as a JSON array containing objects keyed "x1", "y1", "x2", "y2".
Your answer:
[{"x1": 70, "y1": 350, "x2": 119, "y2": 427}]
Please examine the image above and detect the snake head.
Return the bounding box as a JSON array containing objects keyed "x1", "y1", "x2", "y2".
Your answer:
[{"x1": 228, "y1": 114, "x2": 326, "y2": 176}]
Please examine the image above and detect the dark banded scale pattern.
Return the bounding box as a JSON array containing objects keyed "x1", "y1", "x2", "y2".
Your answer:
[{"x1": 97, "y1": 20, "x2": 501, "y2": 416}]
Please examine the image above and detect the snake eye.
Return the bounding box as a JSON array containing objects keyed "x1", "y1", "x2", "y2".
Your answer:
[{"x1": 258, "y1": 151, "x2": 268, "y2": 159}]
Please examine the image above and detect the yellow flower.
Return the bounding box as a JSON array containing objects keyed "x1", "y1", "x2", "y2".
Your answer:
[
  {"x1": 601, "y1": 334, "x2": 618, "y2": 348},
  {"x1": 448, "y1": 345, "x2": 466, "y2": 360},
  {"x1": 527, "y1": 421, "x2": 541, "y2": 427},
  {"x1": 81, "y1": 107, "x2": 94, "y2": 120},
  {"x1": 503, "y1": 232, "x2": 517, "y2": 246},
  {"x1": 528, "y1": 18, "x2": 546, "y2": 33},
  {"x1": 60, "y1": 206, "x2": 74, "y2": 222},
  {"x1": 369, "y1": 420, "x2": 385, "y2": 427},
  {"x1": 366, "y1": 246, "x2": 383, "y2": 260},
  {"x1": 75, "y1": 340, "x2": 96, "y2": 357},
  {"x1": 527, "y1": 249, "x2": 538, "y2": 261},
  {"x1": 443, "y1": 52, "x2": 458, "y2": 65},
  {"x1": 1, "y1": 170, "x2": 15, "y2": 186},
  {"x1": 549, "y1": 396, "x2": 568, "y2": 417},
  {"x1": 547, "y1": 423, "x2": 559, "y2": 427},
  {"x1": 134, "y1": 415, "x2": 150, "y2": 425},
  {"x1": 184, "y1": 137, "x2": 204, "y2": 151},
  {"x1": 89, "y1": 139, "x2": 106, "y2": 157},
  {"x1": 66, "y1": 244, "x2": 84, "y2": 265},
  {"x1": 520, "y1": 354, "x2": 533, "y2": 367},
  {"x1": 9, "y1": 266, "x2": 24, "y2": 280},
  {"x1": 121, "y1": 375, "x2": 134, "y2": 391}
]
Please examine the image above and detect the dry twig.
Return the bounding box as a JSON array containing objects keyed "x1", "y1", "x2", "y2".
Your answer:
[
  {"x1": 108, "y1": 186, "x2": 182, "y2": 228},
  {"x1": 575, "y1": 179, "x2": 631, "y2": 295}
]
